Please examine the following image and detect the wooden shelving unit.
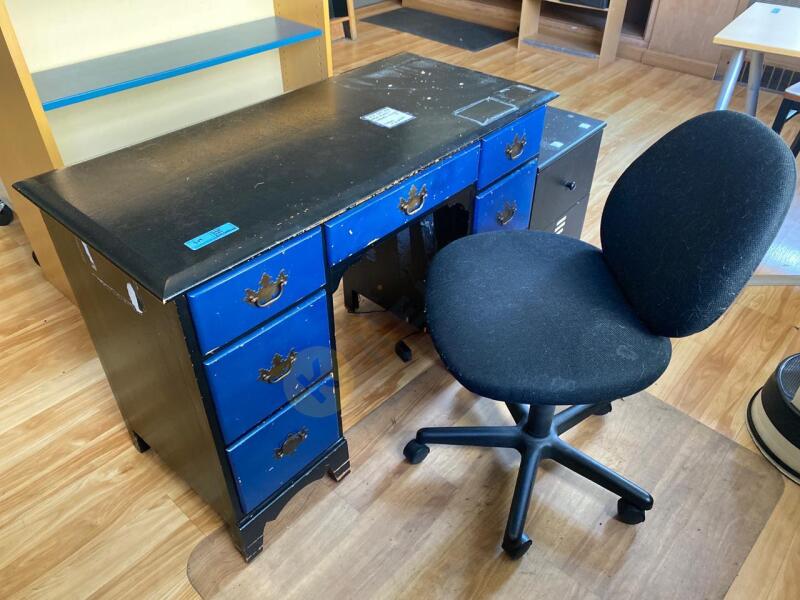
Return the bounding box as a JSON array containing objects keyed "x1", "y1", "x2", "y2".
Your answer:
[
  {"x1": 404, "y1": 0, "x2": 654, "y2": 62},
  {"x1": 520, "y1": 0, "x2": 629, "y2": 67},
  {"x1": 329, "y1": 0, "x2": 359, "y2": 40},
  {"x1": 403, "y1": 0, "x2": 736, "y2": 78},
  {"x1": 0, "y1": 0, "x2": 333, "y2": 301},
  {"x1": 33, "y1": 17, "x2": 322, "y2": 112}
]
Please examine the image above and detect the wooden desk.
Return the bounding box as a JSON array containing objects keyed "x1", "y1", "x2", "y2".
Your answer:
[
  {"x1": 713, "y1": 2, "x2": 800, "y2": 115},
  {"x1": 14, "y1": 54, "x2": 556, "y2": 561}
]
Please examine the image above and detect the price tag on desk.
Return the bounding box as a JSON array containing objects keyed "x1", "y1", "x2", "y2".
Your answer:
[{"x1": 361, "y1": 107, "x2": 416, "y2": 128}]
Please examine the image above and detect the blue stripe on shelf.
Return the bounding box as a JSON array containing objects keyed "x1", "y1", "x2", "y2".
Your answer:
[{"x1": 33, "y1": 17, "x2": 321, "y2": 111}]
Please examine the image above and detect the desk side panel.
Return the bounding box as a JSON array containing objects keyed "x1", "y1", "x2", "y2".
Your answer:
[{"x1": 44, "y1": 215, "x2": 237, "y2": 525}]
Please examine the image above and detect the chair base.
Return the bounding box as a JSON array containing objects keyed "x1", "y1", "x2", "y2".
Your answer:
[{"x1": 403, "y1": 401, "x2": 653, "y2": 559}]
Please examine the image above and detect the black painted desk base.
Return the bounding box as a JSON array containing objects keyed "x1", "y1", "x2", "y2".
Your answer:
[
  {"x1": 233, "y1": 438, "x2": 351, "y2": 561},
  {"x1": 134, "y1": 430, "x2": 350, "y2": 561}
]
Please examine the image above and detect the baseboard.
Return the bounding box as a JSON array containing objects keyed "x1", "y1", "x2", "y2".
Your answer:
[{"x1": 641, "y1": 49, "x2": 717, "y2": 79}]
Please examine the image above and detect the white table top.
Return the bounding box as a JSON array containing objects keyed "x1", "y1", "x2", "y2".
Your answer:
[{"x1": 714, "y1": 2, "x2": 800, "y2": 58}]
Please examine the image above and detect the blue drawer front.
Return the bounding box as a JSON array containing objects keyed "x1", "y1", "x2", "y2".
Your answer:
[
  {"x1": 325, "y1": 144, "x2": 480, "y2": 266},
  {"x1": 187, "y1": 228, "x2": 325, "y2": 354},
  {"x1": 204, "y1": 291, "x2": 333, "y2": 444},
  {"x1": 477, "y1": 107, "x2": 546, "y2": 189},
  {"x1": 228, "y1": 375, "x2": 340, "y2": 514},
  {"x1": 473, "y1": 160, "x2": 538, "y2": 233}
]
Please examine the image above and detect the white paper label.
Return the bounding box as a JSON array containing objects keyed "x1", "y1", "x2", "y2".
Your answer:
[{"x1": 361, "y1": 107, "x2": 416, "y2": 129}]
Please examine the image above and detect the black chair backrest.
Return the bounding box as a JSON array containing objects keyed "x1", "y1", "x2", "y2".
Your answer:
[{"x1": 600, "y1": 111, "x2": 796, "y2": 338}]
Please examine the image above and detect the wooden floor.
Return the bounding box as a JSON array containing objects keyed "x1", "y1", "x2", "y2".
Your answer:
[{"x1": 1, "y1": 4, "x2": 800, "y2": 598}]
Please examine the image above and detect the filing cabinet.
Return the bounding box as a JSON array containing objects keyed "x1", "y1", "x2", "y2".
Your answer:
[{"x1": 530, "y1": 107, "x2": 605, "y2": 239}]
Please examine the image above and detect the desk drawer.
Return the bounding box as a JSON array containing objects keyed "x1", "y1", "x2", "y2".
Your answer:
[
  {"x1": 204, "y1": 291, "x2": 332, "y2": 444},
  {"x1": 531, "y1": 133, "x2": 601, "y2": 229},
  {"x1": 187, "y1": 228, "x2": 325, "y2": 354},
  {"x1": 473, "y1": 160, "x2": 537, "y2": 233},
  {"x1": 325, "y1": 145, "x2": 480, "y2": 267},
  {"x1": 531, "y1": 196, "x2": 589, "y2": 239},
  {"x1": 478, "y1": 107, "x2": 545, "y2": 189},
  {"x1": 227, "y1": 375, "x2": 340, "y2": 514}
]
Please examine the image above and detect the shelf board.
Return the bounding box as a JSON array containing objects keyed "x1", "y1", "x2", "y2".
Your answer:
[
  {"x1": 543, "y1": 0, "x2": 609, "y2": 13},
  {"x1": 32, "y1": 17, "x2": 321, "y2": 112},
  {"x1": 521, "y1": 33, "x2": 601, "y2": 60},
  {"x1": 541, "y1": 3, "x2": 648, "y2": 45}
]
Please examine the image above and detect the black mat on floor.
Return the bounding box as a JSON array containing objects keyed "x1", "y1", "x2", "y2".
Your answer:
[{"x1": 363, "y1": 8, "x2": 515, "y2": 52}]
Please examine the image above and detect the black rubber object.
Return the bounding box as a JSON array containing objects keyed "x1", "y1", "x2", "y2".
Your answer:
[
  {"x1": 403, "y1": 440, "x2": 430, "y2": 464},
  {"x1": 502, "y1": 533, "x2": 532, "y2": 560},
  {"x1": 594, "y1": 402, "x2": 612, "y2": 416},
  {"x1": 616, "y1": 498, "x2": 647, "y2": 525},
  {"x1": 0, "y1": 204, "x2": 12, "y2": 226},
  {"x1": 395, "y1": 340, "x2": 413, "y2": 363}
]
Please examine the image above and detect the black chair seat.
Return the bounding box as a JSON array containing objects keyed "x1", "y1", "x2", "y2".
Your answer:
[{"x1": 426, "y1": 230, "x2": 672, "y2": 406}]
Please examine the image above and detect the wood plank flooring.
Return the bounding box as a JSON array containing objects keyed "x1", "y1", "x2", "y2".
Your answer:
[{"x1": 1, "y1": 4, "x2": 799, "y2": 597}]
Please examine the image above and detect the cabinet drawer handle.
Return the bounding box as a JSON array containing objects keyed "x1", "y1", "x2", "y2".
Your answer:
[
  {"x1": 496, "y1": 201, "x2": 517, "y2": 226},
  {"x1": 244, "y1": 271, "x2": 288, "y2": 308},
  {"x1": 505, "y1": 134, "x2": 527, "y2": 160},
  {"x1": 399, "y1": 184, "x2": 427, "y2": 216},
  {"x1": 275, "y1": 427, "x2": 308, "y2": 459},
  {"x1": 258, "y1": 349, "x2": 298, "y2": 384},
  {"x1": 564, "y1": 180, "x2": 577, "y2": 191}
]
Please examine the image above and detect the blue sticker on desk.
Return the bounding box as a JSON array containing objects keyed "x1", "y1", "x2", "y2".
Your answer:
[
  {"x1": 184, "y1": 222, "x2": 239, "y2": 251},
  {"x1": 772, "y1": 7, "x2": 780, "y2": 13}
]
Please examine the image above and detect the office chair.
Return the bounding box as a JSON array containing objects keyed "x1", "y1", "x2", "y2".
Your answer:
[{"x1": 403, "y1": 111, "x2": 797, "y2": 559}]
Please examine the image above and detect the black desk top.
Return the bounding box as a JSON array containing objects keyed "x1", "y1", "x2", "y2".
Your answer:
[
  {"x1": 539, "y1": 107, "x2": 605, "y2": 169},
  {"x1": 15, "y1": 53, "x2": 555, "y2": 301}
]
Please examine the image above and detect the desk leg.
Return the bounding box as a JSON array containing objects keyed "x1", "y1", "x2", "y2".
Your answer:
[
  {"x1": 715, "y1": 49, "x2": 745, "y2": 111},
  {"x1": 745, "y1": 51, "x2": 764, "y2": 117}
]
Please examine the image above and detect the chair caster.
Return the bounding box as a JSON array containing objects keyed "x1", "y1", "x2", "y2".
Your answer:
[
  {"x1": 616, "y1": 498, "x2": 647, "y2": 524},
  {"x1": 594, "y1": 402, "x2": 612, "y2": 416},
  {"x1": 403, "y1": 439, "x2": 430, "y2": 464},
  {"x1": 502, "y1": 533, "x2": 532, "y2": 560},
  {"x1": 395, "y1": 340, "x2": 413, "y2": 363},
  {"x1": 0, "y1": 203, "x2": 13, "y2": 226}
]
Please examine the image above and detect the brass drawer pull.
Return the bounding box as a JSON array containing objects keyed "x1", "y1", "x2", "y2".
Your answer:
[
  {"x1": 244, "y1": 271, "x2": 288, "y2": 308},
  {"x1": 505, "y1": 134, "x2": 527, "y2": 160},
  {"x1": 496, "y1": 201, "x2": 517, "y2": 226},
  {"x1": 258, "y1": 350, "x2": 298, "y2": 384},
  {"x1": 275, "y1": 427, "x2": 308, "y2": 459},
  {"x1": 399, "y1": 184, "x2": 427, "y2": 216}
]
